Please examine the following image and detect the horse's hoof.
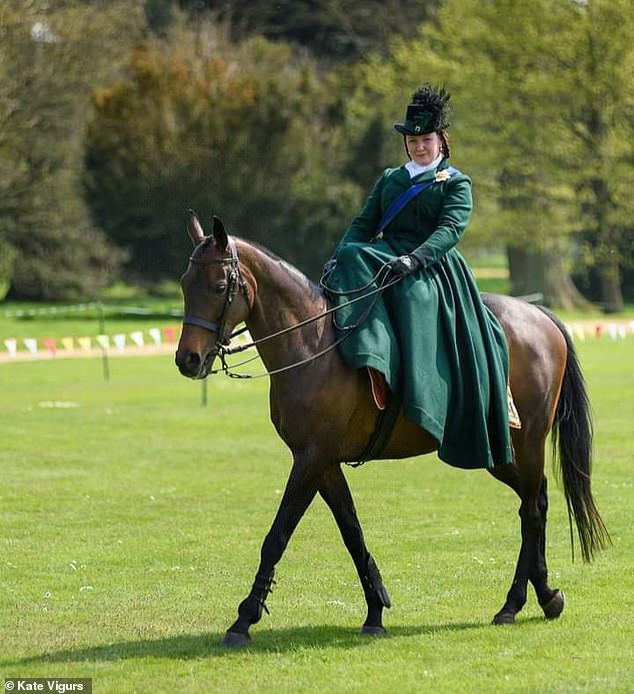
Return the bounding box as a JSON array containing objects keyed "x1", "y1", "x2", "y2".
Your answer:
[
  {"x1": 222, "y1": 631, "x2": 251, "y2": 648},
  {"x1": 359, "y1": 625, "x2": 387, "y2": 637},
  {"x1": 492, "y1": 611, "x2": 516, "y2": 625},
  {"x1": 541, "y1": 590, "x2": 565, "y2": 620}
]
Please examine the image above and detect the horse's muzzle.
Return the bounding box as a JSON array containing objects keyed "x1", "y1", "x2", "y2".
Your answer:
[{"x1": 175, "y1": 347, "x2": 216, "y2": 379}]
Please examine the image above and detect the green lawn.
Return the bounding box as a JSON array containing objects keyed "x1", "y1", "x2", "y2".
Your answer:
[{"x1": 0, "y1": 334, "x2": 632, "y2": 692}]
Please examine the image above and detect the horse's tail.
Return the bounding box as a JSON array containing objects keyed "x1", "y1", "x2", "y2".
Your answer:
[{"x1": 541, "y1": 307, "x2": 611, "y2": 562}]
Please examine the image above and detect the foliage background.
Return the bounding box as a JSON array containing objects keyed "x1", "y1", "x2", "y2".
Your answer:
[{"x1": 1, "y1": 0, "x2": 633, "y2": 308}]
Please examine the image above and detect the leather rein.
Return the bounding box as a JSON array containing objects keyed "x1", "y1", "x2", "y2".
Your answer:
[{"x1": 181, "y1": 236, "x2": 399, "y2": 379}]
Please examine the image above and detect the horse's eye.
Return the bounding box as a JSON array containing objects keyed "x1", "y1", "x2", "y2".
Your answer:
[{"x1": 214, "y1": 282, "x2": 227, "y2": 294}]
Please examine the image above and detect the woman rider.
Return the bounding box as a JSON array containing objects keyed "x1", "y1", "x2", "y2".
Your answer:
[{"x1": 323, "y1": 84, "x2": 516, "y2": 470}]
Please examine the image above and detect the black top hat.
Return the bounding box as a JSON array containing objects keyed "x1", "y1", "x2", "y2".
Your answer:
[{"x1": 394, "y1": 84, "x2": 451, "y2": 136}]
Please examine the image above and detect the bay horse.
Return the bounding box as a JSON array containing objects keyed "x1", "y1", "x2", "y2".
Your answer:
[{"x1": 175, "y1": 211, "x2": 609, "y2": 648}]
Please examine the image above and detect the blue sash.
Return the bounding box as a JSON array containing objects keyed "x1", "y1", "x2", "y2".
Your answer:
[{"x1": 376, "y1": 166, "x2": 459, "y2": 235}]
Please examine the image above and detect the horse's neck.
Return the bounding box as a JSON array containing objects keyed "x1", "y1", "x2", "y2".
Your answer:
[{"x1": 240, "y1": 242, "x2": 330, "y2": 370}]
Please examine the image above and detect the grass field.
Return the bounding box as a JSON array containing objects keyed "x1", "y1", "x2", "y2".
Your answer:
[{"x1": 1, "y1": 330, "x2": 633, "y2": 692}]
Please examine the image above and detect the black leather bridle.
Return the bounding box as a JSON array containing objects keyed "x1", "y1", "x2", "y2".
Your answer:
[{"x1": 182, "y1": 236, "x2": 249, "y2": 350}]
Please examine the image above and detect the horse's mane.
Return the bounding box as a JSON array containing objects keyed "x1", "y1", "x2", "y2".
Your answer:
[
  {"x1": 198, "y1": 233, "x2": 325, "y2": 303},
  {"x1": 244, "y1": 238, "x2": 324, "y2": 303}
]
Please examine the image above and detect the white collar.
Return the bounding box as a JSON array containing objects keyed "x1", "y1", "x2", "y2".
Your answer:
[{"x1": 405, "y1": 154, "x2": 444, "y2": 178}]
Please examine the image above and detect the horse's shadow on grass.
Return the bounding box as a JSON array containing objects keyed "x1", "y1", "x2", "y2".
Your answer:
[{"x1": 6, "y1": 618, "x2": 547, "y2": 665}]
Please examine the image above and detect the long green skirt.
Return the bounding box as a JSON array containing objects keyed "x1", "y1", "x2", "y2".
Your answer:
[{"x1": 326, "y1": 241, "x2": 513, "y2": 470}]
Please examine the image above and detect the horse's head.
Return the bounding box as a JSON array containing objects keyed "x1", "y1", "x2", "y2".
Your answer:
[{"x1": 175, "y1": 211, "x2": 251, "y2": 379}]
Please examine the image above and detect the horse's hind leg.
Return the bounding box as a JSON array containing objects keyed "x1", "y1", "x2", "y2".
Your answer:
[
  {"x1": 489, "y1": 444, "x2": 563, "y2": 625},
  {"x1": 223, "y1": 454, "x2": 322, "y2": 647},
  {"x1": 489, "y1": 461, "x2": 532, "y2": 624},
  {"x1": 319, "y1": 464, "x2": 391, "y2": 635},
  {"x1": 531, "y1": 477, "x2": 565, "y2": 619}
]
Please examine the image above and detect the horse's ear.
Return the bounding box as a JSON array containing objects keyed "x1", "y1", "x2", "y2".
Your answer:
[
  {"x1": 212, "y1": 215, "x2": 228, "y2": 251},
  {"x1": 187, "y1": 209, "x2": 206, "y2": 246}
]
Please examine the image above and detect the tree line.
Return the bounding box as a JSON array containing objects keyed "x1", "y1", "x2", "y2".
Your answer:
[{"x1": 1, "y1": 0, "x2": 632, "y2": 310}]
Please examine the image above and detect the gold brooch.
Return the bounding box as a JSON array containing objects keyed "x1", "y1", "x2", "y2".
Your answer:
[{"x1": 435, "y1": 170, "x2": 451, "y2": 182}]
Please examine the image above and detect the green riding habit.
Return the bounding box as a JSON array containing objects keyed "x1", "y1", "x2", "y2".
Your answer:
[{"x1": 326, "y1": 160, "x2": 513, "y2": 470}]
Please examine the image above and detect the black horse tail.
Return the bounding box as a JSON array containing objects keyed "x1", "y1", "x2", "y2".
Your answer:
[{"x1": 542, "y1": 307, "x2": 611, "y2": 562}]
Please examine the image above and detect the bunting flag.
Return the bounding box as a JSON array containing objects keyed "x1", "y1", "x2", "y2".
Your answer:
[
  {"x1": 95, "y1": 334, "x2": 110, "y2": 350},
  {"x1": 129, "y1": 331, "x2": 144, "y2": 347},
  {"x1": 148, "y1": 328, "x2": 162, "y2": 345},
  {"x1": 4, "y1": 338, "x2": 17, "y2": 357},
  {"x1": 23, "y1": 338, "x2": 38, "y2": 355},
  {"x1": 1, "y1": 324, "x2": 183, "y2": 361},
  {"x1": 61, "y1": 337, "x2": 75, "y2": 352},
  {"x1": 561, "y1": 320, "x2": 634, "y2": 342},
  {"x1": 78, "y1": 337, "x2": 92, "y2": 352},
  {"x1": 2, "y1": 316, "x2": 634, "y2": 364},
  {"x1": 43, "y1": 337, "x2": 57, "y2": 355}
]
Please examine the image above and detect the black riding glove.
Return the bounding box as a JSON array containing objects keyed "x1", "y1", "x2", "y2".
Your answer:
[{"x1": 388, "y1": 254, "x2": 421, "y2": 278}]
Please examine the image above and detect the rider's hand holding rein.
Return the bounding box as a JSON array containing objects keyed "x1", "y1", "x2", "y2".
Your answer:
[{"x1": 388, "y1": 254, "x2": 421, "y2": 278}]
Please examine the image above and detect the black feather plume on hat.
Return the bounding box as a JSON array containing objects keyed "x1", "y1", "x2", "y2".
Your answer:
[{"x1": 394, "y1": 84, "x2": 451, "y2": 135}]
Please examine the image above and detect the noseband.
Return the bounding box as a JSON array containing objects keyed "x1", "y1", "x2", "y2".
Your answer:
[{"x1": 182, "y1": 236, "x2": 249, "y2": 348}]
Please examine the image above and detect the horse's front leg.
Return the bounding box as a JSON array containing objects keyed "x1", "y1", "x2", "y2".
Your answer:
[
  {"x1": 319, "y1": 464, "x2": 391, "y2": 635},
  {"x1": 222, "y1": 452, "x2": 323, "y2": 647}
]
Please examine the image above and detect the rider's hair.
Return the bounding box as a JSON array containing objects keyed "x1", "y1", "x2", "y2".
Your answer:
[{"x1": 439, "y1": 130, "x2": 450, "y2": 158}]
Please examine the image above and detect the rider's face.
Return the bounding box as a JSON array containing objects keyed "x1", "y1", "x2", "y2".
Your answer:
[{"x1": 405, "y1": 132, "x2": 441, "y2": 166}]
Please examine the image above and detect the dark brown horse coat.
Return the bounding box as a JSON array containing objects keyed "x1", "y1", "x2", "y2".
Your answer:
[{"x1": 176, "y1": 213, "x2": 609, "y2": 647}]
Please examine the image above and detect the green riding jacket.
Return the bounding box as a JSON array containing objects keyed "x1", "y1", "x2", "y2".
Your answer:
[{"x1": 326, "y1": 159, "x2": 513, "y2": 469}]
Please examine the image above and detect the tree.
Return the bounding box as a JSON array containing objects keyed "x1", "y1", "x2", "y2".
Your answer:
[
  {"x1": 446, "y1": 0, "x2": 634, "y2": 309},
  {"x1": 551, "y1": 0, "x2": 634, "y2": 311},
  {"x1": 177, "y1": 0, "x2": 440, "y2": 61},
  {"x1": 439, "y1": 0, "x2": 594, "y2": 308},
  {"x1": 84, "y1": 20, "x2": 358, "y2": 282},
  {"x1": 0, "y1": 1, "x2": 145, "y2": 300},
  {"x1": 339, "y1": 0, "x2": 634, "y2": 308}
]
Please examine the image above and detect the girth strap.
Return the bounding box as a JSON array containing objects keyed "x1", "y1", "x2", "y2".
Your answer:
[{"x1": 347, "y1": 387, "x2": 402, "y2": 467}]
